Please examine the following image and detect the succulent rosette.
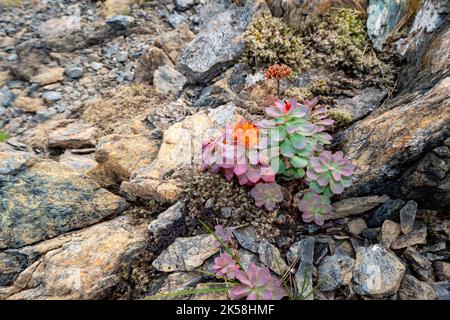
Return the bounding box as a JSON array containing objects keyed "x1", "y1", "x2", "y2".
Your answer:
[
  {"x1": 250, "y1": 182, "x2": 283, "y2": 211},
  {"x1": 260, "y1": 98, "x2": 333, "y2": 180},
  {"x1": 201, "y1": 121, "x2": 276, "y2": 186},
  {"x1": 306, "y1": 150, "x2": 355, "y2": 196},
  {"x1": 213, "y1": 252, "x2": 240, "y2": 279},
  {"x1": 298, "y1": 191, "x2": 333, "y2": 225},
  {"x1": 229, "y1": 264, "x2": 285, "y2": 300}
]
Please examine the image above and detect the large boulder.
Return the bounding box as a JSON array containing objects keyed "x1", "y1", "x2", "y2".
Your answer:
[
  {"x1": 0, "y1": 144, "x2": 129, "y2": 249},
  {"x1": 341, "y1": 76, "x2": 450, "y2": 197},
  {"x1": 178, "y1": 0, "x2": 267, "y2": 83},
  {"x1": 0, "y1": 215, "x2": 146, "y2": 299}
]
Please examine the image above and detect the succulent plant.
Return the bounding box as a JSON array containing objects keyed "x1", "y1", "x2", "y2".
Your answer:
[
  {"x1": 201, "y1": 121, "x2": 276, "y2": 186},
  {"x1": 298, "y1": 191, "x2": 333, "y2": 225},
  {"x1": 213, "y1": 252, "x2": 240, "y2": 279},
  {"x1": 214, "y1": 224, "x2": 234, "y2": 247},
  {"x1": 306, "y1": 150, "x2": 355, "y2": 196},
  {"x1": 229, "y1": 264, "x2": 285, "y2": 300},
  {"x1": 250, "y1": 182, "x2": 283, "y2": 211},
  {"x1": 260, "y1": 98, "x2": 334, "y2": 180}
]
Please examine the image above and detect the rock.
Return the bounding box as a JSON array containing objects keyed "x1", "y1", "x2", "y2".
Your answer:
[
  {"x1": 403, "y1": 247, "x2": 433, "y2": 281},
  {"x1": 42, "y1": 91, "x2": 62, "y2": 103},
  {"x1": 64, "y1": 66, "x2": 84, "y2": 79},
  {"x1": 121, "y1": 103, "x2": 239, "y2": 202},
  {"x1": 168, "y1": 12, "x2": 187, "y2": 29},
  {"x1": 93, "y1": 134, "x2": 160, "y2": 182},
  {"x1": 232, "y1": 226, "x2": 261, "y2": 254},
  {"x1": 399, "y1": 274, "x2": 437, "y2": 300},
  {"x1": 38, "y1": 15, "x2": 81, "y2": 43},
  {"x1": 154, "y1": 23, "x2": 195, "y2": 63},
  {"x1": 431, "y1": 281, "x2": 450, "y2": 300},
  {"x1": 399, "y1": 200, "x2": 418, "y2": 234},
  {"x1": 381, "y1": 220, "x2": 401, "y2": 248},
  {"x1": 257, "y1": 240, "x2": 289, "y2": 276},
  {"x1": 0, "y1": 216, "x2": 146, "y2": 299},
  {"x1": 391, "y1": 225, "x2": 427, "y2": 249},
  {"x1": 294, "y1": 237, "x2": 315, "y2": 299},
  {"x1": 102, "y1": 0, "x2": 134, "y2": 18},
  {"x1": 318, "y1": 250, "x2": 355, "y2": 292},
  {"x1": 59, "y1": 151, "x2": 97, "y2": 174},
  {"x1": 367, "y1": 199, "x2": 405, "y2": 228},
  {"x1": 399, "y1": 152, "x2": 450, "y2": 209},
  {"x1": 0, "y1": 252, "x2": 27, "y2": 287},
  {"x1": 152, "y1": 234, "x2": 219, "y2": 272},
  {"x1": 0, "y1": 87, "x2": 15, "y2": 107},
  {"x1": 90, "y1": 62, "x2": 104, "y2": 71},
  {"x1": 30, "y1": 67, "x2": 64, "y2": 85},
  {"x1": 366, "y1": 0, "x2": 411, "y2": 50},
  {"x1": 152, "y1": 271, "x2": 202, "y2": 300},
  {"x1": 395, "y1": 0, "x2": 448, "y2": 69},
  {"x1": 435, "y1": 262, "x2": 450, "y2": 281},
  {"x1": 348, "y1": 218, "x2": 368, "y2": 236},
  {"x1": 220, "y1": 207, "x2": 233, "y2": 218},
  {"x1": 153, "y1": 64, "x2": 187, "y2": 95},
  {"x1": 116, "y1": 51, "x2": 128, "y2": 63},
  {"x1": 176, "y1": 0, "x2": 195, "y2": 11},
  {"x1": 331, "y1": 195, "x2": 390, "y2": 219},
  {"x1": 135, "y1": 47, "x2": 174, "y2": 84},
  {"x1": 361, "y1": 227, "x2": 380, "y2": 240},
  {"x1": 148, "y1": 201, "x2": 185, "y2": 236},
  {"x1": 341, "y1": 75, "x2": 450, "y2": 199},
  {"x1": 106, "y1": 15, "x2": 135, "y2": 30},
  {"x1": 179, "y1": 0, "x2": 266, "y2": 83},
  {"x1": 237, "y1": 248, "x2": 263, "y2": 272},
  {"x1": 353, "y1": 244, "x2": 406, "y2": 297},
  {"x1": 335, "y1": 87, "x2": 387, "y2": 121},
  {"x1": 13, "y1": 96, "x2": 45, "y2": 113},
  {"x1": 0, "y1": 145, "x2": 129, "y2": 249},
  {"x1": 47, "y1": 121, "x2": 97, "y2": 149}
]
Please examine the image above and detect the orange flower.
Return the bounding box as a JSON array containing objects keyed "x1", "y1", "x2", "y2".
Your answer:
[
  {"x1": 232, "y1": 121, "x2": 260, "y2": 148},
  {"x1": 264, "y1": 64, "x2": 293, "y2": 80}
]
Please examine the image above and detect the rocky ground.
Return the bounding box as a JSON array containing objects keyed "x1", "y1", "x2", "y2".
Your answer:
[{"x1": 0, "y1": 0, "x2": 449, "y2": 300}]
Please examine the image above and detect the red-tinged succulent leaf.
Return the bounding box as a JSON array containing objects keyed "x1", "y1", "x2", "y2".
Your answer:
[
  {"x1": 229, "y1": 264, "x2": 285, "y2": 300},
  {"x1": 250, "y1": 182, "x2": 283, "y2": 211},
  {"x1": 213, "y1": 252, "x2": 240, "y2": 279},
  {"x1": 298, "y1": 192, "x2": 333, "y2": 225}
]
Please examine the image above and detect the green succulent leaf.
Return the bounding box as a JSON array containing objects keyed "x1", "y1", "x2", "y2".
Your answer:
[
  {"x1": 289, "y1": 156, "x2": 308, "y2": 168},
  {"x1": 280, "y1": 139, "x2": 296, "y2": 157}
]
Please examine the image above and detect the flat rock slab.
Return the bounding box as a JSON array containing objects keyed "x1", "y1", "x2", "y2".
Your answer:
[
  {"x1": 331, "y1": 195, "x2": 390, "y2": 219},
  {"x1": 0, "y1": 144, "x2": 129, "y2": 249},
  {"x1": 0, "y1": 215, "x2": 146, "y2": 300},
  {"x1": 152, "y1": 234, "x2": 219, "y2": 272}
]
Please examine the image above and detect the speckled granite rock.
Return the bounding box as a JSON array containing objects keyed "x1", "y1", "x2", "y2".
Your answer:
[
  {"x1": 152, "y1": 234, "x2": 219, "y2": 272},
  {"x1": 0, "y1": 144, "x2": 129, "y2": 249}
]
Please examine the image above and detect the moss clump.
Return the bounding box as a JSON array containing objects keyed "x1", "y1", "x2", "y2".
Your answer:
[
  {"x1": 285, "y1": 79, "x2": 333, "y2": 104},
  {"x1": 0, "y1": 131, "x2": 9, "y2": 142},
  {"x1": 183, "y1": 173, "x2": 277, "y2": 238},
  {"x1": 328, "y1": 108, "x2": 353, "y2": 129},
  {"x1": 242, "y1": 12, "x2": 309, "y2": 74},
  {"x1": 302, "y1": 8, "x2": 397, "y2": 89}
]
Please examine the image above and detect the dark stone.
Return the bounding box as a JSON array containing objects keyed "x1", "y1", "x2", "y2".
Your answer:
[
  {"x1": 399, "y1": 200, "x2": 417, "y2": 234},
  {"x1": 367, "y1": 199, "x2": 405, "y2": 228}
]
